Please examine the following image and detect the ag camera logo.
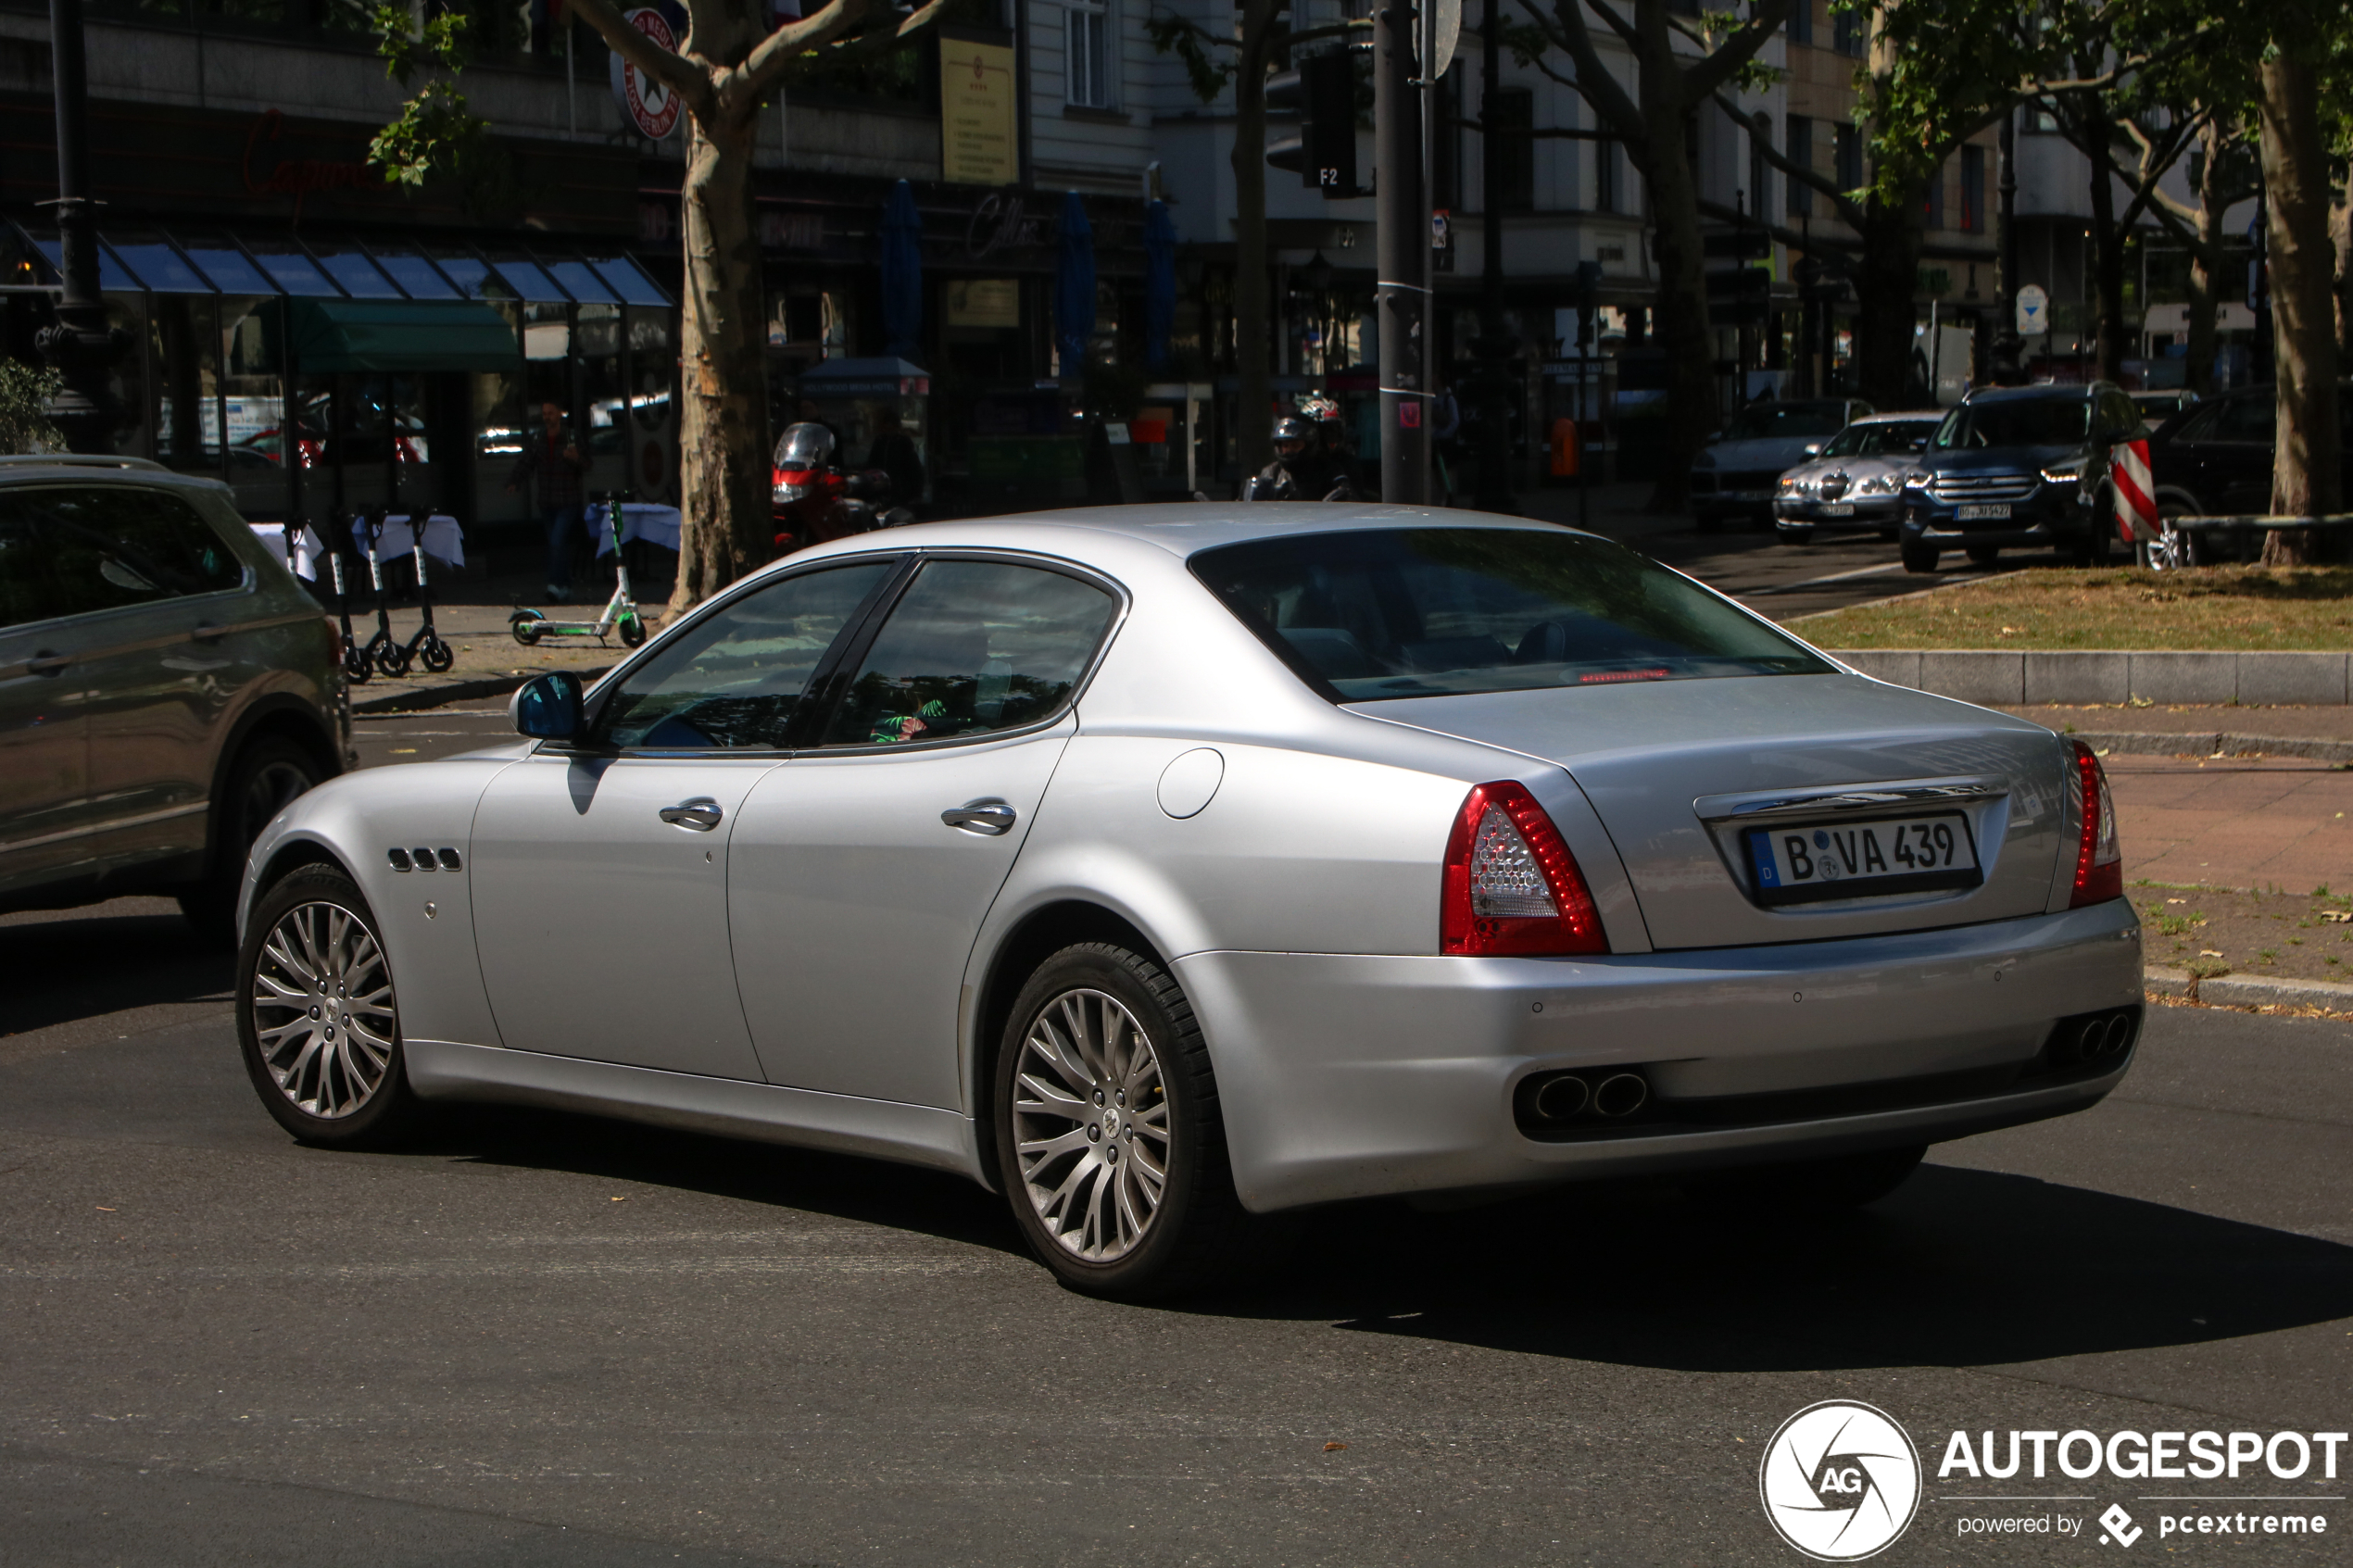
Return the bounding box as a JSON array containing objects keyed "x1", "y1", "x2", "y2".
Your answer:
[{"x1": 1760, "y1": 1400, "x2": 1923, "y2": 1561}]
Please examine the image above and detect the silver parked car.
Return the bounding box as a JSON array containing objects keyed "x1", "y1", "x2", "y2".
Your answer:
[
  {"x1": 1691, "y1": 397, "x2": 1873, "y2": 531},
  {"x1": 1772, "y1": 413, "x2": 1944, "y2": 545},
  {"x1": 0, "y1": 455, "x2": 347, "y2": 939},
  {"x1": 233, "y1": 508, "x2": 2140, "y2": 1298}
]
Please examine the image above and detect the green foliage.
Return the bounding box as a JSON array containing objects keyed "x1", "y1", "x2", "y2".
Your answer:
[
  {"x1": 373, "y1": 3, "x2": 472, "y2": 86},
  {"x1": 369, "y1": 79, "x2": 490, "y2": 190},
  {"x1": 0, "y1": 360, "x2": 61, "y2": 455},
  {"x1": 1148, "y1": 11, "x2": 1240, "y2": 104}
]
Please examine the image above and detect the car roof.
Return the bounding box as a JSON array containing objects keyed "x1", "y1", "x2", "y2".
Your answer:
[
  {"x1": 1849, "y1": 411, "x2": 1942, "y2": 425},
  {"x1": 0, "y1": 455, "x2": 233, "y2": 495},
  {"x1": 786, "y1": 504, "x2": 1584, "y2": 570},
  {"x1": 1963, "y1": 382, "x2": 2106, "y2": 405}
]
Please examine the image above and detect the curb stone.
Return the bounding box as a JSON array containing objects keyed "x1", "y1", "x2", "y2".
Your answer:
[
  {"x1": 2145, "y1": 965, "x2": 2353, "y2": 1011},
  {"x1": 2058, "y1": 731, "x2": 2353, "y2": 764},
  {"x1": 351, "y1": 667, "x2": 613, "y2": 716},
  {"x1": 1831, "y1": 648, "x2": 2353, "y2": 706}
]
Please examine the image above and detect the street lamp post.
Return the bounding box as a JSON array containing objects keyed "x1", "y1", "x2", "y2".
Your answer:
[
  {"x1": 1471, "y1": 0, "x2": 1515, "y2": 513},
  {"x1": 38, "y1": 0, "x2": 125, "y2": 451},
  {"x1": 1990, "y1": 106, "x2": 2024, "y2": 385}
]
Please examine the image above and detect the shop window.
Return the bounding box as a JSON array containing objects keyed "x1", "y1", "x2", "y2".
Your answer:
[
  {"x1": 1832, "y1": 7, "x2": 1866, "y2": 56},
  {"x1": 1924, "y1": 161, "x2": 1945, "y2": 230},
  {"x1": 150, "y1": 295, "x2": 220, "y2": 474},
  {"x1": 1066, "y1": 0, "x2": 1114, "y2": 109},
  {"x1": 522, "y1": 301, "x2": 571, "y2": 419},
  {"x1": 578, "y1": 305, "x2": 627, "y2": 463},
  {"x1": 1789, "y1": 0, "x2": 1812, "y2": 45}
]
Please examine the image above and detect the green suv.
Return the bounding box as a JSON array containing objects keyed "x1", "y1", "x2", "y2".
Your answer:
[{"x1": 0, "y1": 456, "x2": 350, "y2": 940}]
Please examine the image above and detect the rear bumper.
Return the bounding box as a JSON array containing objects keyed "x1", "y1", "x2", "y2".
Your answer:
[
  {"x1": 1176, "y1": 899, "x2": 2142, "y2": 1211},
  {"x1": 1774, "y1": 498, "x2": 1900, "y2": 529}
]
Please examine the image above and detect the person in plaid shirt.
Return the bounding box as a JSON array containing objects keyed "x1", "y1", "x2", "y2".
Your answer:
[{"x1": 506, "y1": 400, "x2": 587, "y2": 602}]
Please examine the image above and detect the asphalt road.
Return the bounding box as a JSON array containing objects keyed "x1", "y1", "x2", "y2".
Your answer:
[{"x1": 6, "y1": 907, "x2": 2350, "y2": 1563}]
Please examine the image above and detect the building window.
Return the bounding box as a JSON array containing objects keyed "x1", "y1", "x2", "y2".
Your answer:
[
  {"x1": 1594, "y1": 135, "x2": 1619, "y2": 213},
  {"x1": 1925, "y1": 162, "x2": 1946, "y2": 230},
  {"x1": 1785, "y1": 114, "x2": 1812, "y2": 217},
  {"x1": 1789, "y1": 0, "x2": 1813, "y2": 45},
  {"x1": 1749, "y1": 131, "x2": 1769, "y2": 220},
  {"x1": 1489, "y1": 86, "x2": 1534, "y2": 211},
  {"x1": 1832, "y1": 6, "x2": 1865, "y2": 56},
  {"x1": 1834, "y1": 120, "x2": 1862, "y2": 194},
  {"x1": 1066, "y1": 0, "x2": 1113, "y2": 109},
  {"x1": 1960, "y1": 144, "x2": 1986, "y2": 233}
]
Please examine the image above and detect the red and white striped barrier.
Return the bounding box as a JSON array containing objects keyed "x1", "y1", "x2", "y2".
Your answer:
[{"x1": 2111, "y1": 439, "x2": 2159, "y2": 544}]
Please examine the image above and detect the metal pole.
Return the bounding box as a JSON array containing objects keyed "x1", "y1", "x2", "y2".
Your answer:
[
  {"x1": 38, "y1": 0, "x2": 125, "y2": 452},
  {"x1": 1471, "y1": 0, "x2": 1513, "y2": 512},
  {"x1": 1375, "y1": 0, "x2": 1428, "y2": 504}
]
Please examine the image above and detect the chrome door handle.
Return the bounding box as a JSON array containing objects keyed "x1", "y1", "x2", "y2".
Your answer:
[
  {"x1": 941, "y1": 798, "x2": 1016, "y2": 836},
  {"x1": 27, "y1": 651, "x2": 69, "y2": 676},
  {"x1": 659, "y1": 797, "x2": 724, "y2": 831}
]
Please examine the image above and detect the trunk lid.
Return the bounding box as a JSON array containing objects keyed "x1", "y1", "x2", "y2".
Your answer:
[{"x1": 1353, "y1": 673, "x2": 2072, "y2": 950}]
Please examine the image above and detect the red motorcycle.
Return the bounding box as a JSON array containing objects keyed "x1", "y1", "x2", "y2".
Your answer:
[{"x1": 771, "y1": 423, "x2": 913, "y2": 552}]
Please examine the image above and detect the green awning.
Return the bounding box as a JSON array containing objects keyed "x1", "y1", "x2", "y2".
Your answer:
[{"x1": 278, "y1": 297, "x2": 518, "y2": 373}]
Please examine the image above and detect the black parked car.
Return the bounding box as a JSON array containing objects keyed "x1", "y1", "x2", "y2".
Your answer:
[
  {"x1": 2148, "y1": 380, "x2": 2353, "y2": 519},
  {"x1": 1898, "y1": 382, "x2": 2143, "y2": 573}
]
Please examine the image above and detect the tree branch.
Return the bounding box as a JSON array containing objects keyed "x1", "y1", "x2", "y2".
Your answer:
[
  {"x1": 1532, "y1": 0, "x2": 1639, "y2": 138},
  {"x1": 1683, "y1": 0, "x2": 1793, "y2": 105},
  {"x1": 1696, "y1": 198, "x2": 1858, "y2": 266},
  {"x1": 566, "y1": 0, "x2": 708, "y2": 110},
  {"x1": 743, "y1": 0, "x2": 928, "y2": 99},
  {"x1": 1582, "y1": 0, "x2": 1642, "y2": 52}
]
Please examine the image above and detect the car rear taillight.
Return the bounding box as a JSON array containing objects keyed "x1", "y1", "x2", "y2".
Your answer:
[
  {"x1": 2068, "y1": 740, "x2": 2122, "y2": 906},
  {"x1": 1441, "y1": 781, "x2": 1609, "y2": 956}
]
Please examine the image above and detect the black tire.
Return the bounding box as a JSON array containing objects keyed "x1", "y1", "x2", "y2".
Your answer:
[
  {"x1": 619, "y1": 613, "x2": 648, "y2": 647},
  {"x1": 419, "y1": 635, "x2": 455, "y2": 673},
  {"x1": 992, "y1": 943, "x2": 1253, "y2": 1299},
  {"x1": 1877, "y1": 527, "x2": 1900, "y2": 543},
  {"x1": 510, "y1": 612, "x2": 546, "y2": 647},
  {"x1": 341, "y1": 644, "x2": 373, "y2": 684},
  {"x1": 2065, "y1": 511, "x2": 2114, "y2": 567},
  {"x1": 179, "y1": 734, "x2": 322, "y2": 946},
  {"x1": 1900, "y1": 542, "x2": 1940, "y2": 574},
  {"x1": 373, "y1": 639, "x2": 410, "y2": 678},
  {"x1": 236, "y1": 864, "x2": 428, "y2": 1148},
  {"x1": 1683, "y1": 1144, "x2": 1926, "y2": 1213},
  {"x1": 1777, "y1": 527, "x2": 1815, "y2": 546},
  {"x1": 1965, "y1": 544, "x2": 2001, "y2": 565}
]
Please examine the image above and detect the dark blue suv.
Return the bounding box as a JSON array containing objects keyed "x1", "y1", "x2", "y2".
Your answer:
[{"x1": 1899, "y1": 383, "x2": 2142, "y2": 572}]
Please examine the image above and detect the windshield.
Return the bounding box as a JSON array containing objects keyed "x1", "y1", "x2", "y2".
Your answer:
[
  {"x1": 1720, "y1": 404, "x2": 1850, "y2": 441},
  {"x1": 1192, "y1": 528, "x2": 1831, "y2": 702},
  {"x1": 774, "y1": 422, "x2": 835, "y2": 469},
  {"x1": 1933, "y1": 399, "x2": 2089, "y2": 449},
  {"x1": 1819, "y1": 420, "x2": 1937, "y2": 459}
]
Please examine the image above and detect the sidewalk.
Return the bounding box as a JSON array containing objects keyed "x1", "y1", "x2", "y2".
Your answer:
[
  {"x1": 326, "y1": 564, "x2": 662, "y2": 711},
  {"x1": 2103, "y1": 754, "x2": 2353, "y2": 892}
]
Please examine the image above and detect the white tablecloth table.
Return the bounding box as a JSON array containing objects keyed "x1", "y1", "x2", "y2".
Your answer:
[
  {"x1": 249, "y1": 522, "x2": 328, "y2": 582},
  {"x1": 589, "y1": 503, "x2": 684, "y2": 557},
  {"x1": 371, "y1": 514, "x2": 466, "y2": 571}
]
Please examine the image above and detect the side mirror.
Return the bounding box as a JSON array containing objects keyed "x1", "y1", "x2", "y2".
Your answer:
[
  {"x1": 510, "y1": 671, "x2": 584, "y2": 740},
  {"x1": 1802, "y1": 443, "x2": 1823, "y2": 458}
]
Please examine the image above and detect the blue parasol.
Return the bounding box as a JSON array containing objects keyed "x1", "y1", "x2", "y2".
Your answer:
[
  {"x1": 1142, "y1": 199, "x2": 1176, "y2": 372},
  {"x1": 1053, "y1": 190, "x2": 1096, "y2": 377},
  {"x1": 879, "y1": 179, "x2": 924, "y2": 363}
]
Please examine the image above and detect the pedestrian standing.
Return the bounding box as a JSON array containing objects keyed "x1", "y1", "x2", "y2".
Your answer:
[{"x1": 507, "y1": 400, "x2": 586, "y2": 604}]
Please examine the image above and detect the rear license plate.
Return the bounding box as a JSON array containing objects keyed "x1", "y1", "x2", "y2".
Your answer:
[
  {"x1": 1820, "y1": 503, "x2": 1855, "y2": 517},
  {"x1": 1957, "y1": 503, "x2": 2011, "y2": 520},
  {"x1": 1744, "y1": 813, "x2": 1983, "y2": 907}
]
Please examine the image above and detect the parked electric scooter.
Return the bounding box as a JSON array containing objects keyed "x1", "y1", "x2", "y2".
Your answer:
[
  {"x1": 396, "y1": 534, "x2": 454, "y2": 674},
  {"x1": 326, "y1": 545, "x2": 371, "y2": 685},
  {"x1": 510, "y1": 493, "x2": 649, "y2": 649},
  {"x1": 352, "y1": 513, "x2": 406, "y2": 678}
]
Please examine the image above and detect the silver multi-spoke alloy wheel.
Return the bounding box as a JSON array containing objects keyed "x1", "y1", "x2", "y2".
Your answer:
[
  {"x1": 1013, "y1": 987, "x2": 1171, "y2": 1262},
  {"x1": 248, "y1": 900, "x2": 398, "y2": 1120}
]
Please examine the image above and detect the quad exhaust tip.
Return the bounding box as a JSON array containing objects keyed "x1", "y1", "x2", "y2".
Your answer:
[
  {"x1": 2051, "y1": 1005, "x2": 2139, "y2": 1070},
  {"x1": 1522, "y1": 1067, "x2": 1652, "y2": 1128}
]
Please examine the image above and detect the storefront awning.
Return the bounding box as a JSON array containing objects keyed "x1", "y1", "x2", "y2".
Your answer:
[{"x1": 280, "y1": 297, "x2": 519, "y2": 373}]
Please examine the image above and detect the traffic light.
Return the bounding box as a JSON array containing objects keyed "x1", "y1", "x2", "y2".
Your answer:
[{"x1": 1265, "y1": 50, "x2": 1358, "y2": 197}]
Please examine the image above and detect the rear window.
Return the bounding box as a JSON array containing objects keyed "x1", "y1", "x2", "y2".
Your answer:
[
  {"x1": 1933, "y1": 399, "x2": 2090, "y2": 449},
  {"x1": 1721, "y1": 403, "x2": 1850, "y2": 440},
  {"x1": 1192, "y1": 528, "x2": 1831, "y2": 702}
]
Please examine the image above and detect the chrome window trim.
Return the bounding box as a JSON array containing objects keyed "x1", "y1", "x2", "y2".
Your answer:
[{"x1": 1694, "y1": 777, "x2": 2009, "y2": 824}]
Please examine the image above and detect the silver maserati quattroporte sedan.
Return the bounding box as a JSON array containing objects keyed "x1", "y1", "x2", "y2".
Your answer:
[{"x1": 234, "y1": 507, "x2": 2140, "y2": 1297}]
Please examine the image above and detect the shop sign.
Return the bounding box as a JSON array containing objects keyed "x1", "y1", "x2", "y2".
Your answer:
[
  {"x1": 242, "y1": 109, "x2": 384, "y2": 219},
  {"x1": 965, "y1": 193, "x2": 1050, "y2": 259},
  {"x1": 945, "y1": 278, "x2": 1021, "y2": 328},
  {"x1": 940, "y1": 37, "x2": 1017, "y2": 186},
  {"x1": 759, "y1": 211, "x2": 826, "y2": 250},
  {"x1": 610, "y1": 9, "x2": 684, "y2": 141}
]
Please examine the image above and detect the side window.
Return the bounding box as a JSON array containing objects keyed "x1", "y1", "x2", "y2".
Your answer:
[
  {"x1": 29, "y1": 485, "x2": 245, "y2": 618},
  {"x1": 821, "y1": 559, "x2": 1118, "y2": 747},
  {"x1": 0, "y1": 499, "x2": 57, "y2": 631},
  {"x1": 2215, "y1": 397, "x2": 2276, "y2": 443},
  {"x1": 2105, "y1": 392, "x2": 2142, "y2": 438},
  {"x1": 589, "y1": 561, "x2": 895, "y2": 751},
  {"x1": 2171, "y1": 403, "x2": 2224, "y2": 443}
]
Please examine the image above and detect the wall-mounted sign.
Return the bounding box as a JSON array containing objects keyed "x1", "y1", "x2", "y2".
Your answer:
[
  {"x1": 610, "y1": 9, "x2": 683, "y2": 141},
  {"x1": 964, "y1": 193, "x2": 1049, "y2": 259},
  {"x1": 2016, "y1": 282, "x2": 2049, "y2": 336},
  {"x1": 940, "y1": 38, "x2": 1017, "y2": 186},
  {"x1": 945, "y1": 278, "x2": 1021, "y2": 328}
]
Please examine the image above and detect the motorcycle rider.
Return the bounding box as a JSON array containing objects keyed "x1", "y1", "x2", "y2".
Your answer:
[{"x1": 1254, "y1": 414, "x2": 1340, "y2": 501}]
